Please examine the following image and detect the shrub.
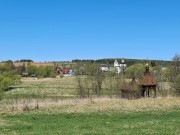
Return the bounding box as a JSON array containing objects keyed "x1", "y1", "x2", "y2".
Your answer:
[
  {"x1": 0, "y1": 71, "x2": 21, "y2": 90},
  {"x1": 0, "y1": 71, "x2": 21, "y2": 100},
  {"x1": 175, "y1": 74, "x2": 180, "y2": 96},
  {"x1": 37, "y1": 66, "x2": 56, "y2": 78},
  {"x1": 27, "y1": 65, "x2": 37, "y2": 75},
  {"x1": 0, "y1": 90, "x2": 4, "y2": 100},
  {"x1": 125, "y1": 64, "x2": 144, "y2": 79}
]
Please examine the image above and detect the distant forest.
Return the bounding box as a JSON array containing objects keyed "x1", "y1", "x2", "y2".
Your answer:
[
  {"x1": 1, "y1": 58, "x2": 171, "y2": 67},
  {"x1": 14, "y1": 59, "x2": 34, "y2": 62},
  {"x1": 72, "y1": 58, "x2": 171, "y2": 67}
]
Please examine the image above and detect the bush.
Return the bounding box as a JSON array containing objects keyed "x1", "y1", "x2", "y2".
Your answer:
[
  {"x1": 37, "y1": 66, "x2": 56, "y2": 78},
  {"x1": 27, "y1": 65, "x2": 37, "y2": 75},
  {"x1": 50, "y1": 72, "x2": 56, "y2": 78},
  {"x1": 0, "y1": 71, "x2": 21, "y2": 90},
  {"x1": 125, "y1": 64, "x2": 144, "y2": 79},
  {"x1": 60, "y1": 73, "x2": 64, "y2": 78},
  {"x1": 175, "y1": 74, "x2": 180, "y2": 96},
  {"x1": 0, "y1": 90, "x2": 4, "y2": 100},
  {"x1": 0, "y1": 71, "x2": 21, "y2": 100}
]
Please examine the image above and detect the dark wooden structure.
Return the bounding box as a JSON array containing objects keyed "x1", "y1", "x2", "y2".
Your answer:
[{"x1": 139, "y1": 64, "x2": 157, "y2": 98}]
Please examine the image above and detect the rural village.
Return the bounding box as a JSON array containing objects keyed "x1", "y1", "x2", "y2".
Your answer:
[
  {"x1": 1, "y1": 0, "x2": 180, "y2": 134},
  {"x1": 0, "y1": 56, "x2": 180, "y2": 134},
  {"x1": 0, "y1": 56, "x2": 179, "y2": 99}
]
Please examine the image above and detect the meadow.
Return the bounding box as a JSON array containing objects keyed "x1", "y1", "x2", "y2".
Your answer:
[
  {"x1": 4, "y1": 77, "x2": 77, "y2": 99},
  {"x1": 0, "y1": 77, "x2": 180, "y2": 135}
]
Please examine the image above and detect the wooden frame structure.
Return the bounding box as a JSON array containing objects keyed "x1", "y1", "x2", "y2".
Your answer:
[{"x1": 139, "y1": 64, "x2": 157, "y2": 98}]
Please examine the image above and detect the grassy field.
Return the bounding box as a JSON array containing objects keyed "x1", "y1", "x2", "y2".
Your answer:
[
  {"x1": 3, "y1": 77, "x2": 174, "y2": 100},
  {"x1": 0, "y1": 97, "x2": 180, "y2": 135},
  {"x1": 0, "y1": 77, "x2": 180, "y2": 135},
  {"x1": 0, "y1": 109, "x2": 180, "y2": 135},
  {"x1": 4, "y1": 77, "x2": 77, "y2": 99}
]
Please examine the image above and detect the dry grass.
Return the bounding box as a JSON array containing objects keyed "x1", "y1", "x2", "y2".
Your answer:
[
  {"x1": 1, "y1": 97, "x2": 179, "y2": 114},
  {"x1": 2, "y1": 77, "x2": 179, "y2": 115},
  {"x1": 5, "y1": 76, "x2": 175, "y2": 100},
  {"x1": 13, "y1": 62, "x2": 54, "y2": 67}
]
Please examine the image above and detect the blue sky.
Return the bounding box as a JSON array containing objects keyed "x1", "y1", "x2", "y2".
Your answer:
[{"x1": 0, "y1": 0, "x2": 179, "y2": 62}]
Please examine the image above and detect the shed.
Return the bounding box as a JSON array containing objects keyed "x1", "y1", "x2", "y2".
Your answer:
[{"x1": 139, "y1": 64, "x2": 157, "y2": 98}]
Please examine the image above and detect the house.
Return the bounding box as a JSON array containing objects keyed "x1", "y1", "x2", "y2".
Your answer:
[
  {"x1": 63, "y1": 69, "x2": 69, "y2": 74},
  {"x1": 100, "y1": 67, "x2": 109, "y2": 72}
]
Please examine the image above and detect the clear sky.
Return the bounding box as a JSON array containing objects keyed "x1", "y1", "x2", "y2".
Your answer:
[{"x1": 0, "y1": 0, "x2": 179, "y2": 62}]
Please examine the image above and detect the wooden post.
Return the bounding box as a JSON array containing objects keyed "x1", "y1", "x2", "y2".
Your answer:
[
  {"x1": 154, "y1": 87, "x2": 157, "y2": 98},
  {"x1": 146, "y1": 87, "x2": 149, "y2": 98},
  {"x1": 141, "y1": 88, "x2": 144, "y2": 97}
]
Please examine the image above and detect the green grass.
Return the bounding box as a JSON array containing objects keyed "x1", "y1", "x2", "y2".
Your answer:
[
  {"x1": 4, "y1": 77, "x2": 77, "y2": 99},
  {"x1": 1, "y1": 109, "x2": 180, "y2": 135},
  {"x1": 1, "y1": 97, "x2": 180, "y2": 135}
]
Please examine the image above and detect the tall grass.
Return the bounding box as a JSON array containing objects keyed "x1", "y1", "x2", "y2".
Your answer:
[{"x1": 1, "y1": 97, "x2": 180, "y2": 114}]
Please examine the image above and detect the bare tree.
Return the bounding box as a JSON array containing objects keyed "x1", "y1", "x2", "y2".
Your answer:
[
  {"x1": 75, "y1": 63, "x2": 106, "y2": 97},
  {"x1": 166, "y1": 54, "x2": 180, "y2": 95},
  {"x1": 74, "y1": 63, "x2": 86, "y2": 98},
  {"x1": 84, "y1": 63, "x2": 105, "y2": 96}
]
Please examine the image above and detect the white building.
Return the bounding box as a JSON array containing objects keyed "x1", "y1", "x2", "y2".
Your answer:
[
  {"x1": 114, "y1": 59, "x2": 127, "y2": 74},
  {"x1": 100, "y1": 67, "x2": 109, "y2": 72}
]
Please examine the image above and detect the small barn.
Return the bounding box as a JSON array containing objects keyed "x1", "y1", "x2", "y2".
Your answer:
[{"x1": 139, "y1": 64, "x2": 157, "y2": 98}]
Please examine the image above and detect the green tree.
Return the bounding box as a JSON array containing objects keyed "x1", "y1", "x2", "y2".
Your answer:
[
  {"x1": 171, "y1": 54, "x2": 180, "y2": 95},
  {"x1": 153, "y1": 66, "x2": 162, "y2": 79},
  {"x1": 37, "y1": 66, "x2": 46, "y2": 78},
  {"x1": 1, "y1": 61, "x2": 15, "y2": 71},
  {"x1": 0, "y1": 71, "x2": 21, "y2": 100},
  {"x1": 37, "y1": 66, "x2": 56, "y2": 78},
  {"x1": 175, "y1": 74, "x2": 180, "y2": 95},
  {"x1": 163, "y1": 54, "x2": 180, "y2": 96},
  {"x1": 125, "y1": 64, "x2": 144, "y2": 79},
  {"x1": 27, "y1": 65, "x2": 37, "y2": 75},
  {"x1": 0, "y1": 71, "x2": 21, "y2": 90},
  {"x1": 106, "y1": 67, "x2": 117, "y2": 77},
  {"x1": 45, "y1": 66, "x2": 56, "y2": 78},
  {"x1": 163, "y1": 67, "x2": 172, "y2": 81}
]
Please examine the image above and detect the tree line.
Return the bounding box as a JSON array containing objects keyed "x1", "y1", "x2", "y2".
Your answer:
[{"x1": 72, "y1": 58, "x2": 171, "y2": 67}]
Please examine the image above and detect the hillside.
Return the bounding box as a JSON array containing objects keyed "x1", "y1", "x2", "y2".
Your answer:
[{"x1": 72, "y1": 58, "x2": 171, "y2": 67}]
